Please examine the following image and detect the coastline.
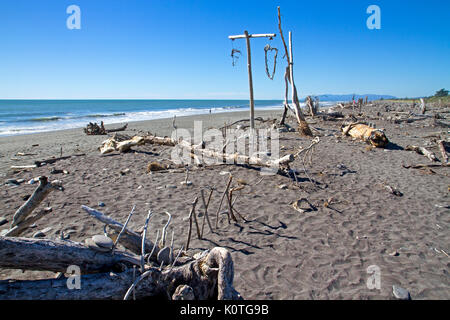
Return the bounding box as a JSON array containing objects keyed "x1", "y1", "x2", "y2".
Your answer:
[{"x1": 0, "y1": 108, "x2": 284, "y2": 176}]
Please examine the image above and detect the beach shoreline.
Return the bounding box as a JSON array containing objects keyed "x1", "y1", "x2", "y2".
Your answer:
[{"x1": 0, "y1": 108, "x2": 284, "y2": 176}]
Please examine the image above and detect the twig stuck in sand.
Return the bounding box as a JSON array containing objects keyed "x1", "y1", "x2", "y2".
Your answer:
[
  {"x1": 141, "y1": 210, "x2": 153, "y2": 272},
  {"x1": 216, "y1": 175, "x2": 233, "y2": 228},
  {"x1": 159, "y1": 211, "x2": 172, "y2": 248},
  {"x1": 185, "y1": 197, "x2": 198, "y2": 252},
  {"x1": 200, "y1": 188, "x2": 215, "y2": 237},
  {"x1": 112, "y1": 205, "x2": 136, "y2": 254}
]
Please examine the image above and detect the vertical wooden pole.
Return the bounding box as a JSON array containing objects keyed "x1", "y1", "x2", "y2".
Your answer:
[
  {"x1": 244, "y1": 30, "x2": 255, "y2": 130},
  {"x1": 288, "y1": 32, "x2": 301, "y2": 124}
]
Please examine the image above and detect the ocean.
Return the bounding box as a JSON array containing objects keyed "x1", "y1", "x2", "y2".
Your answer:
[{"x1": 0, "y1": 99, "x2": 333, "y2": 137}]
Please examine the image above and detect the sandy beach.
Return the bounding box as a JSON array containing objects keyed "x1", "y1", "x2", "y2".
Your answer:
[{"x1": 0, "y1": 103, "x2": 449, "y2": 300}]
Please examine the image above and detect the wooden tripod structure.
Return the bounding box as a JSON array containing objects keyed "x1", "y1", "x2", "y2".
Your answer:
[{"x1": 228, "y1": 31, "x2": 276, "y2": 130}]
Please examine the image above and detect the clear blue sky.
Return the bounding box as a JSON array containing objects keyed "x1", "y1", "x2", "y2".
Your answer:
[{"x1": 0, "y1": 0, "x2": 448, "y2": 99}]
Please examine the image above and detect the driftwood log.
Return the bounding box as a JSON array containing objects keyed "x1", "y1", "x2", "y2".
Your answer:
[
  {"x1": 405, "y1": 145, "x2": 438, "y2": 162},
  {"x1": 437, "y1": 140, "x2": 448, "y2": 164},
  {"x1": 81, "y1": 205, "x2": 160, "y2": 260},
  {"x1": 4, "y1": 207, "x2": 52, "y2": 237},
  {"x1": 11, "y1": 176, "x2": 63, "y2": 227},
  {"x1": 341, "y1": 123, "x2": 389, "y2": 148},
  {"x1": 84, "y1": 122, "x2": 128, "y2": 135},
  {"x1": 177, "y1": 139, "x2": 294, "y2": 169},
  {"x1": 0, "y1": 246, "x2": 241, "y2": 300},
  {"x1": 0, "y1": 237, "x2": 140, "y2": 274},
  {"x1": 100, "y1": 135, "x2": 176, "y2": 154}
]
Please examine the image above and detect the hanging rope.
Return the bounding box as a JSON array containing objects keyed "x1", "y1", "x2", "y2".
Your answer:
[
  {"x1": 264, "y1": 43, "x2": 278, "y2": 80},
  {"x1": 230, "y1": 40, "x2": 241, "y2": 67}
]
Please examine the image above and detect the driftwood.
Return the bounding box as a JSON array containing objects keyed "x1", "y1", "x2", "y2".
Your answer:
[
  {"x1": 10, "y1": 154, "x2": 85, "y2": 172},
  {"x1": 0, "y1": 247, "x2": 241, "y2": 300},
  {"x1": 178, "y1": 139, "x2": 294, "y2": 169},
  {"x1": 420, "y1": 98, "x2": 426, "y2": 115},
  {"x1": 84, "y1": 122, "x2": 128, "y2": 135},
  {"x1": 405, "y1": 145, "x2": 438, "y2": 162},
  {"x1": 4, "y1": 207, "x2": 52, "y2": 237},
  {"x1": 11, "y1": 176, "x2": 63, "y2": 228},
  {"x1": 306, "y1": 96, "x2": 317, "y2": 116},
  {"x1": 0, "y1": 237, "x2": 140, "y2": 274},
  {"x1": 81, "y1": 205, "x2": 160, "y2": 260},
  {"x1": 107, "y1": 123, "x2": 128, "y2": 133},
  {"x1": 277, "y1": 7, "x2": 312, "y2": 136},
  {"x1": 100, "y1": 135, "x2": 176, "y2": 154},
  {"x1": 437, "y1": 140, "x2": 448, "y2": 164},
  {"x1": 341, "y1": 123, "x2": 389, "y2": 148},
  {"x1": 84, "y1": 121, "x2": 106, "y2": 135}
]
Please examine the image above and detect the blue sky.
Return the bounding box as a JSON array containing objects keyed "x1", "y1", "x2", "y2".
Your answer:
[{"x1": 0, "y1": 0, "x2": 448, "y2": 99}]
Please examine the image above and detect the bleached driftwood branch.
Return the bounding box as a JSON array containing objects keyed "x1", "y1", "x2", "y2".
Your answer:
[
  {"x1": 177, "y1": 140, "x2": 294, "y2": 169},
  {"x1": 4, "y1": 207, "x2": 52, "y2": 237},
  {"x1": 11, "y1": 176, "x2": 63, "y2": 227},
  {"x1": 405, "y1": 145, "x2": 438, "y2": 162},
  {"x1": 81, "y1": 205, "x2": 160, "y2": 260},
  {"x1": 437, "y1": 140, "x2": 448, "y2": 164},
  {"x1": 0, "y1": 237, "x2": 140, "y2": 274}
]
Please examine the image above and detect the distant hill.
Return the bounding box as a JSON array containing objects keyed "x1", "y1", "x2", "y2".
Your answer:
[{"x1": 301, "y1": 94, "x2": 397, "y2": 102}]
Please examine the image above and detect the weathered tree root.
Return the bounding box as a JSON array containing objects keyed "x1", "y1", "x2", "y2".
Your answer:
[
  {"x1": 0, "y1": 246, "x2": 242, "y2": 300},
  {"x1": 341, "y1": 122, "x2": 389, "y2": 148}
]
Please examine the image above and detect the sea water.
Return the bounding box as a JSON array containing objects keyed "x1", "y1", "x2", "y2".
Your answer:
[{"x1": 0, "y1": 99, "x2": 333, "y2": 136}]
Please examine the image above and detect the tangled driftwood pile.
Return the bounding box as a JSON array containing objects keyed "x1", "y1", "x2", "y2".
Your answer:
[
  {"x1": 0, "y1": 176, "x2": 242, "y2": 300},
  {"x1": 84, "y1": 121, "x2": 128, "y2": 135}
]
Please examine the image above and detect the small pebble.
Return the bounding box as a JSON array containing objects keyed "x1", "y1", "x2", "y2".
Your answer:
[
  {"x1": 278, "y1": 184, "x2": 288, "y2": 190},
  {"x1": 392, "y1": 285, "x2": 411, "y2": 300},
  {"x1": 180, "y1": 181, "x2": 192, "y2": 186},
  {"x1": 98, "y1": 202, "x2": 105, "y2": 207},
  {"x1": 33, "y1": 231, "x2": 46, "y2": 238},
  {"x1": 85, "y1": 238, "x2": 111, "y2": 253},
  {"x1": 92, "y1": 235, "x2": 114, "y2": 249},
  {"x1": 389, "y1": 250, "x2": 400, "y2": 256}
]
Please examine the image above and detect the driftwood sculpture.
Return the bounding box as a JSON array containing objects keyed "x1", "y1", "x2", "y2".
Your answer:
[{"x1": 341, "y1": 123, "x2": 389, "y2": 148}]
